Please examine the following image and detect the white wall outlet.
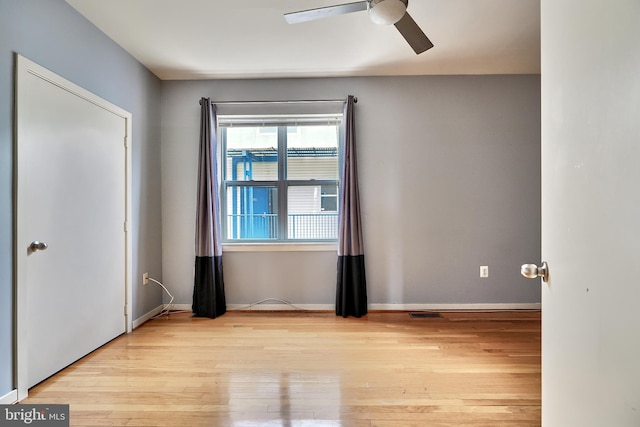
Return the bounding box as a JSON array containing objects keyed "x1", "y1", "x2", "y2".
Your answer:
[
  {"x1": 480, "y1": 266, "x2": 489, "y2": 278},
  {"x1": 143, "y1": 272, "x2": 149, "y2": 285}
]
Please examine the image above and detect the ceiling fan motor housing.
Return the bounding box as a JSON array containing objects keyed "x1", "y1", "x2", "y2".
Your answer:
[{"x1": 369, "y1": 0, "x2": 408, "y2": 25}]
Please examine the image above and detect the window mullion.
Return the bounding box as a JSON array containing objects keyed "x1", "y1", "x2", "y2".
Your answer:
[{"x1": 278, "y1": 126, "x2": 288, "y2": 240}]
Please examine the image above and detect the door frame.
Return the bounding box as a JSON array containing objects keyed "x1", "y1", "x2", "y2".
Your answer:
[{"x1": 14, "y1": 54, "x2": 133, "y2": 401}]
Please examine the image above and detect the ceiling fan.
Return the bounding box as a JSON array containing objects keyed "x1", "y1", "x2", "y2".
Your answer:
[{"x1": 284, "y1": 0, "x2": 433, "y2": 54}]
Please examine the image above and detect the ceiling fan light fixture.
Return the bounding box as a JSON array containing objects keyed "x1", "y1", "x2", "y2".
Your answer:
[{"x1": 368, "y1": 0, "x2": 408, "y2": 25}]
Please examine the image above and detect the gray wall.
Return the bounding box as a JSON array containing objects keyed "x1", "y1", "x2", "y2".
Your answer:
[
  {"x1": 161, "y1": 75, "x2": 541, "y2": 307},
  {"x1": 0, "y1": 0, "x2": 163, "y2": 396}
]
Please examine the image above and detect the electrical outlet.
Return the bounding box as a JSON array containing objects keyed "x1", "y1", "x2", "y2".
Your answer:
[
  {"x1": 143, "y1": 272, "x2": 149, "y2": 285},
  {"x1": 480, "y1": 266, "x2": 489, "y2": 278}
]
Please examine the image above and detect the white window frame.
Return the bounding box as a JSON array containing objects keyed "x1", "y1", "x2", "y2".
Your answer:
[{"x1": 219, "y1": 114, "x2": 342, "y2": 244}]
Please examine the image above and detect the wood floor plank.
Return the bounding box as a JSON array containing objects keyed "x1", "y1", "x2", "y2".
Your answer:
[{"x1": 22, "y1": 311, "x2": 541, "y2": 426}]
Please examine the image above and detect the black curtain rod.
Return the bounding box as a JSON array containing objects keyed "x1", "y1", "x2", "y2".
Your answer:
[{"x1": 200, "y1": 97, "x2": 357, "y2": 105}]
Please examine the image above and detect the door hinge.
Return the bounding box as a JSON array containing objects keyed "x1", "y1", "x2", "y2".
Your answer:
[
  {"x1": 124, "y1": 305, "x2": 128, "y2": 315},
  {"x1": 124, "y1": 136, "x2": 128, "y2": 148},
  {"x1": 124, "y1": 221, "x2": 128, "y2": 232}
]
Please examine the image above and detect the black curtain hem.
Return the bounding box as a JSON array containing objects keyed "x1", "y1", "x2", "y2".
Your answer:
[
  {"x1": 336, "y1": 254, "x2": 367, "y2": 318},
  {"x1": 192, "y1": 255, "x2": 226, "y2": 318}
]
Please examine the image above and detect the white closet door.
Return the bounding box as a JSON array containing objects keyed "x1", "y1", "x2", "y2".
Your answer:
[{"x1": 17, "y1": 56, "x2": 128, "y2": 388}]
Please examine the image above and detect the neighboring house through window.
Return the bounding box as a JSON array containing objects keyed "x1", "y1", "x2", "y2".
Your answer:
[{"x1": 219, "y1": 114, "x2": 341, "y2": 242}]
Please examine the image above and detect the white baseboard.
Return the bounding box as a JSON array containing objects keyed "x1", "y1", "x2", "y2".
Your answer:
[
  {"x1": 170, "y1": 303, "x2": 540, "y2": 312},
  {"x1": 169, "y1": 303, "x2": 333, "y2": 312},
  {"x1": 168, "y1": 304, "x2": 191, "y2": 311},
  {"x1": 1, "y1": 389, "x2": 17, "y2": 404},
  {"x1": 132, "y1": 305, "x2": 165, "y2": 329},
  {"x1": 368, "y1": 303, "x2": 541, "y2": 311}
]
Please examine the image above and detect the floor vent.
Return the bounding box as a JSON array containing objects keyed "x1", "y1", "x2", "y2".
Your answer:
[{"x1": 409, "y1": 312, "x2": 442, "y2": 319}]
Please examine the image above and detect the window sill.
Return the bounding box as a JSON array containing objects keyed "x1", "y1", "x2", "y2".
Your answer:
[{"x1": 222, "y1": 242, "x2": 337, "y2": 253}]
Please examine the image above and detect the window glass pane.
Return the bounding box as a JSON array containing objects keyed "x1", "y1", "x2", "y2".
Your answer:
[
  {"x1": 321, "y1": 184, "x2": 338, "y2": 212},
  {"x1": 286, "y1": 125, "x2": 339, "y2": 180},
  {"x1": 288, "y1": 185, "x2": 338, "y2": 240},
  {"x1": 225, "y1": 127, "x2": 278, "y2": 181},
  {"x1": 225, "y1": 185, "x2": 278, "y2": 239}
]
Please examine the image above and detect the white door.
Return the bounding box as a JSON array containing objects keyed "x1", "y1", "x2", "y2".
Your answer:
[
  {"x1": 539, "y1": 1, "x2": 640, "y2": 425},
  {"x1": 16, "y1": 56, "x2": 132, "y2": 392}
]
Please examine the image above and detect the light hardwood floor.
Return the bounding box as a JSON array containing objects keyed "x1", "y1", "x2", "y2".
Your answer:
[{"x1": 23, "y1": 311, "x2": 541, "y2": 426}]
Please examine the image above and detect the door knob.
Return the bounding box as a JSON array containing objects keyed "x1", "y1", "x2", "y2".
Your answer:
[
  {"x1": 29, "y1": 241, "x2": 48, "y2": 253},
  {"x1": 521, "y1": 261, "x2": 549, "y2": 282}
]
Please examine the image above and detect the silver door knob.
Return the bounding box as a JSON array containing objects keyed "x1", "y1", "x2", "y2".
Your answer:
[
  {"x1": 29, "y1": 241, "x2": 48, "y2": 253},
  {"x1": 521, "y1": 261, "x2": 549, "y2": 282}
]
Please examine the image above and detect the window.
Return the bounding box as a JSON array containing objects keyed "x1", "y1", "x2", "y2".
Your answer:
[{"x1": 220, "y1": 114, "x2": 341, "y2": 242}]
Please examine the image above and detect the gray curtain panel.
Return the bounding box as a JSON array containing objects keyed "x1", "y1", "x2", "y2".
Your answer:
[
  {"x1": 336, "y1": 95, "x2": 368, "y2": 318},
  {"x1": 192, "y1": 97, "x2": 226, "y2": 318}
]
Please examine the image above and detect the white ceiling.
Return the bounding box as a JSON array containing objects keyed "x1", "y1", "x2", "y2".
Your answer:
[{"x1": 65, "y1": 0, "x2": 540, "y2": 80}]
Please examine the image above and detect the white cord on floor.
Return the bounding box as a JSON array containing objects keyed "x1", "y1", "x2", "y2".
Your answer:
[
  {"x1": 146, "y1": 276, "x2": 307, "y2": 320},
  {"x1": 148, "y1": 277, "x2": 175, "y2": 319},
  {"x1": 235, "y1": 297, "x2": 308, "y2": 311}
]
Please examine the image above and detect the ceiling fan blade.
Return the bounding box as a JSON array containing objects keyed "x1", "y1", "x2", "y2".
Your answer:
[
  {"x1": 284, "y1": 1, "x2": 369, "y2": 24},
  {"x1": 394, "y1": 12, "x2": 434, "y2": 54}
]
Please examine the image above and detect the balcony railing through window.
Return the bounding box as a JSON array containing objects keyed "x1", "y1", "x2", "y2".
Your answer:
[{"x1": 225, "y1": 213, "x2": 338, "y2": 240}]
